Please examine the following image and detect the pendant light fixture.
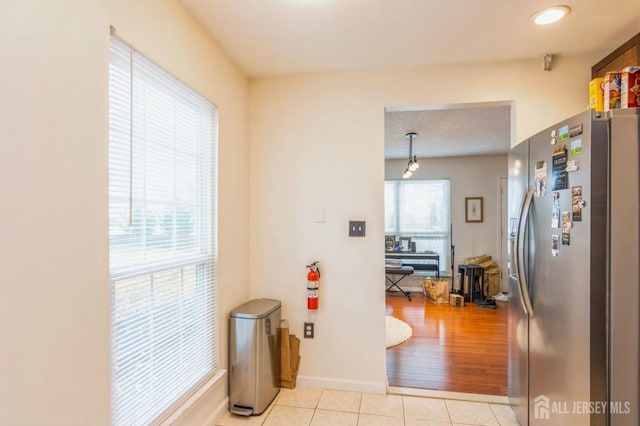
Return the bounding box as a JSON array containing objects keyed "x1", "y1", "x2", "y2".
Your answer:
[{"x1": 402, "y1": 132, "x2": 419, "y2": 179}]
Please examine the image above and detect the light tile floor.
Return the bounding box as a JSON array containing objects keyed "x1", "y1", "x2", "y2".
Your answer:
[{"x1": 217, "y1": 387, "x2": 520, "y2": 426}]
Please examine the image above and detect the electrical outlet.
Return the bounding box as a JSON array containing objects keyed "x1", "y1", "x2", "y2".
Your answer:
[
  {"x1": 304, "y1": 322, "x2": 314, "y2": 338},
  {"x1": 349, "y1": 220, "x2": 366, "y2": 237}
]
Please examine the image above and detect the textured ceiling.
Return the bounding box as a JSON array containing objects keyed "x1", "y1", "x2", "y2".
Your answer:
[
  {"x1": 179, "y1": 0, "x2": 640, "y2": 78},
  {"x1": 385, "y1": 104, "x2": 511, "y2": 160}
]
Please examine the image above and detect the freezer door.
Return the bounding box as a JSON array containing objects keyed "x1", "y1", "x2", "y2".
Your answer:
[
  {"x1": 527, "y1": 110, "x2": 608, "y2": 425},
  {"x1": 508, "y1": 139, "x2": 530, "y2": 425}
]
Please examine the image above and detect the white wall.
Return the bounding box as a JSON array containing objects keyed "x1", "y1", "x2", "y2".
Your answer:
[
  {"x1": 0, "y1": 0, "x2": 612, "y2": 421},
  {"x1": 386, "y1": 155, "x2": 508, "y2": 274},
  {"x1": 249, "y1": 56, "x2": 591, "y2": 392},
  {"x1": 0, "y1": 0, "x2": 249, "y2": 424}
]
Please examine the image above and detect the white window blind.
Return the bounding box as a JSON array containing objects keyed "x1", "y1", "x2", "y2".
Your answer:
[
  {"x1": 109, "y1": 34, "x2": 217, "y2": 425},
  {"x1": 385, "y1": 179, "x2": 451, "y2": 269}
]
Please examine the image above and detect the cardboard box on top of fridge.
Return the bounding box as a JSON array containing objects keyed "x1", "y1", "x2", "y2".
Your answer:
[
  {"x1": 589, "y1": 77, "x2": 604, "y2": 112},
  {"x1": 621, "y1": 66, "x2": 640, "y2": 109},
  {"x1": 604, "y1": 71, "x2": 622, "y2": 111}
]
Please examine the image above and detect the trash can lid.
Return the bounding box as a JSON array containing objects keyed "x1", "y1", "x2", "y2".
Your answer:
[{"x1": 230, "y1": 298, "x2": 281, "y2": 319}]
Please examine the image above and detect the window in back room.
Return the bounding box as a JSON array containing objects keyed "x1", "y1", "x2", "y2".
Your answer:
[{"x1": 384, "y1": 179, "x2": 451, "y2": 270}]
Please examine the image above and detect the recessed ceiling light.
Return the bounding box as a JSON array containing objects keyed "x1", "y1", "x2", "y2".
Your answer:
[{"x1": 531, "y1": 5, "x2": 571, "y2": 25}]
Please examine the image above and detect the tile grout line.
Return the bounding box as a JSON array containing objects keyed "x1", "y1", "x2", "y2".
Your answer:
[
  {"x1": 309, "y1": 389, "x2": 322, "y2": 424},
  {"x1": 444, "y1": 398, "x2": 453, "y2": 425},
  {"x1": 488, "y1": 402, "x2": 502, "y2": 426}
]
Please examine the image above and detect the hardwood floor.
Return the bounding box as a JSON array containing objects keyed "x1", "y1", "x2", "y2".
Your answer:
[{"x1": 386, "y1": 291, "x2": 508, "y2": 396}]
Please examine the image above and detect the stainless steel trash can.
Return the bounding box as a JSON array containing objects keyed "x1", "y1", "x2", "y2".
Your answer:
[{"x1": 229, "y1": 299, "x2": 281, "y2": 416}]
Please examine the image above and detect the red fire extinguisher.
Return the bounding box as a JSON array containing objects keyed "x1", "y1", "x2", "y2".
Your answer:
[{"x1": 306, "y1": 261, "x2": 320, "y2": 310}]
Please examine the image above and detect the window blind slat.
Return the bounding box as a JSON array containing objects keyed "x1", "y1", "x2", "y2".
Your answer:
[{"x1": 109, "y1": 34, "x2": 217, "y2": 426}]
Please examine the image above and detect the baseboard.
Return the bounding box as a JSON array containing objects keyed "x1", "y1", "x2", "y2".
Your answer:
[
  {"x1": 205, "y1": 397, "x2": 229, "y2": 426},
  {"x1": 296, "y1": 375, "x2": 387, "y2": 394}
]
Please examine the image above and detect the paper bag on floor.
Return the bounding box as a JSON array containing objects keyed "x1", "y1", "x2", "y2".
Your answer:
[
  {"x1": 278, "y1": 321, "x2": 301, "y2": 389},
  {"x1": 422, "y1": 278, "x2": 450, "y2": 303},
  {"x1": 281, "y1": 335, "x2": 300, "y2": 389},
  {"x1": 279, "y1": 324, "x2": 292, "y2": 383}
]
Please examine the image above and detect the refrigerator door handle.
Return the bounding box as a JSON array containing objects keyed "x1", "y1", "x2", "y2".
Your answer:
[
  {"x1": 513, "y1": 190, "x2": 529, "y2": 315},
  {"x1": 517, "y1": 187, "x2": 534, "y2": 317}
]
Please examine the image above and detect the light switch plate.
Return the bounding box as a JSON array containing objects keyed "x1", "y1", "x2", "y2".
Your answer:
[
  {"x1": 349, "y1": 221, "x2": 366, "y2": 237},
  {"x1": 313, "y1": 206, "x2": 325, "y2": 223}
]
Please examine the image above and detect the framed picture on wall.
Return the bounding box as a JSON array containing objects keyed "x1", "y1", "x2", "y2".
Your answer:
[{"x1": 465, "y1": 197, "x2": 483, "y2": 223}]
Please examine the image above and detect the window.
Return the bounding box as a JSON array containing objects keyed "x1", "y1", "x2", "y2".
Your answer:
[
  {"x1": 109, "y1": 34, "x2": 217, "y2": 425},
  {"x1": 385, "y1": 180, "x2": 451, "y2": 269}
]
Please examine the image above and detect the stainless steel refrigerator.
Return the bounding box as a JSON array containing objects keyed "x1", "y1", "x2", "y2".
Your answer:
[{"x1": 508, "y1": 108, "x2": 639, "y2": 425}]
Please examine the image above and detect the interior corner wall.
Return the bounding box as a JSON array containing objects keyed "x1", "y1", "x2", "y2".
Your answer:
[
  {"x1": 385, "y1": 155, "x2": 508, "y2": 271},
  {"x1": 248, "y1": 55, "x2": 591, "y2": 391},
  {"x1": 0, "y1": 0, "x2": 249, "y2": 424}
]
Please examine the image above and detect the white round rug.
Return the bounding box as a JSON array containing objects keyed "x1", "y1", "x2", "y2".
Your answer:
[{"x1": 386, "y1": 315, "x2": 412, "y2": 348}]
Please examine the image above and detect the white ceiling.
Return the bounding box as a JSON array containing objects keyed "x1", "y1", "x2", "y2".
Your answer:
[
  {"x1": 179, "y1": 0, "x2": 640, "y2": 78},
  {"x1": 177, "y1": 0, "x2": 640, "y2": 159}
]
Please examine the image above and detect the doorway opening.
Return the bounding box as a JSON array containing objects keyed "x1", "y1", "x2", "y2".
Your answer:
[{"x1": 384, "y1": 101, "x2": 513, "y2": 396}]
